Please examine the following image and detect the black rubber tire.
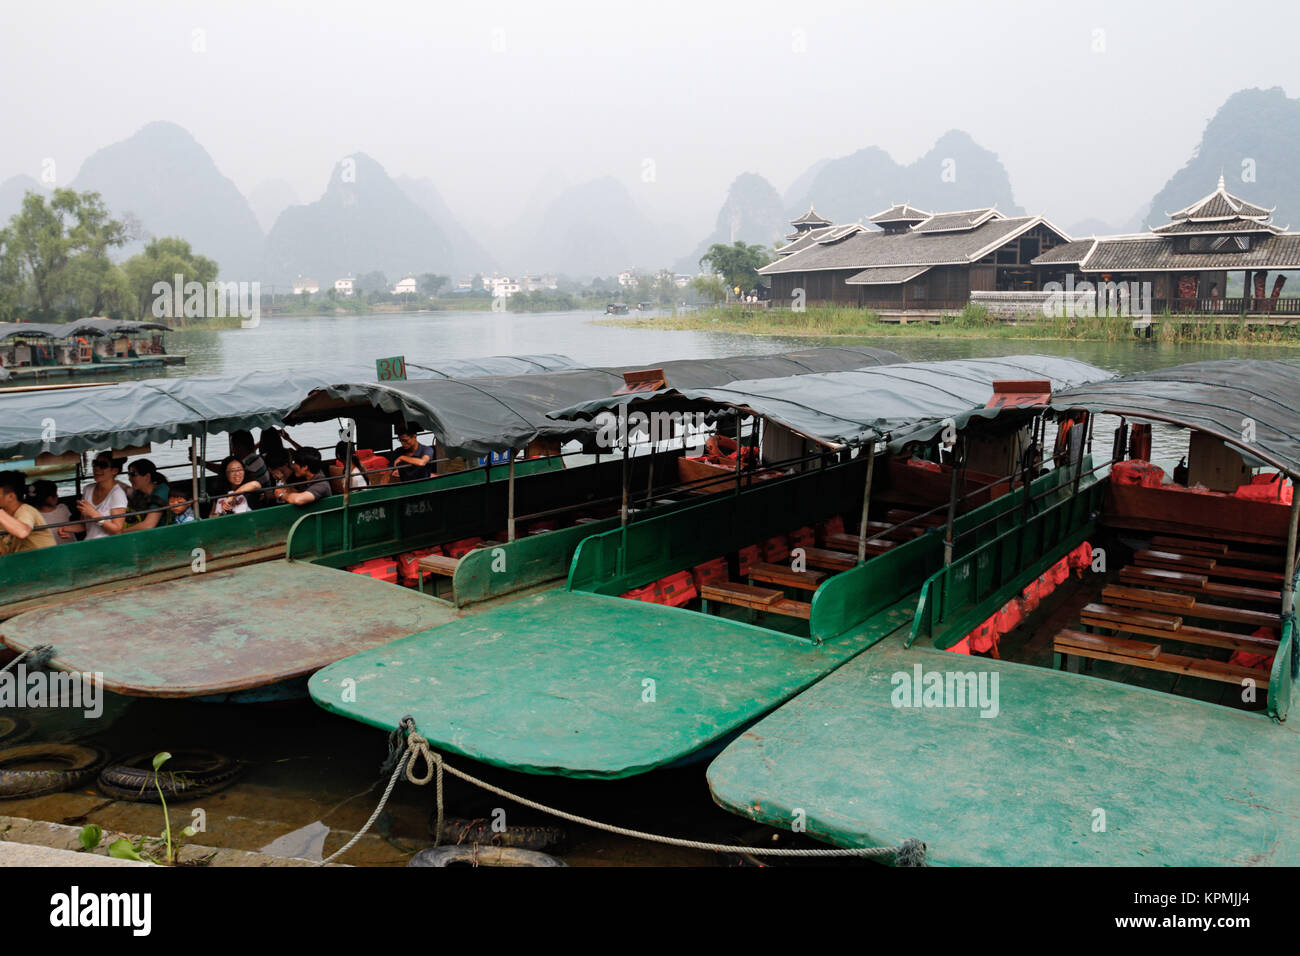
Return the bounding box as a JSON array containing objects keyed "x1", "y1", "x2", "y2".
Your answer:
[
  {"x1": 0, "y1": 716, "x2": 33, "y2": 747},
  {"x1": 0, "y1": 743, "x2": 110, "y2": 798},
  {"x1": 98, "y1": 749, "x2": 241, "y2": 803},
  {"x1": 431, "y1": 814, "x2": 565, "y2": 851},
  {"x1": 408, "y1": 845, "x2": 566, "y2": 867}
]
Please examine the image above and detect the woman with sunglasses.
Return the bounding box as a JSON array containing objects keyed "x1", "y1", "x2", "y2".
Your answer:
[{"x1": 63, "y1": 455, "x2": 128, "y2": 540}]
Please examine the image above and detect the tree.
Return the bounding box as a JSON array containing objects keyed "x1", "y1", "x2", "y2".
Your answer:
[
  {"x1": 698, "y1": 241, "x2": 772, "y2": 297},
  {"x1": 355, "y1": 270, "x2": 389, "y2": 297},
  {"x1": 690, "y1": 274, "x2": 727, "y2": 305},
  {"x1": 0, "y1": 188, "x2": 128, "y2": 319},
  {"x1": 418, "y1": 273, "x2": 449, "y2": 297},
  {"x1": 121, "y1": 237, "x2": 219, "y2": 319}
]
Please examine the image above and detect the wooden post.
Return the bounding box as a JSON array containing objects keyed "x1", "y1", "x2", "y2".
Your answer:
[
  {"x1": 1284, "y1": 494, "x2": 1299, "y2": 617},
  {"x1": 507, "y1": 450, "x2": 516, "y2": 542},
  {"x1": 196, "y1": 434, "x2": 207, "y2": 520},
  {"x1": 943, "y1": 437, "x2": 963, "y2": 567},
  {"x1": 342, "y1": 439, "x2": 354, "y2": 551},
  {"x1": 856, "y1": 442, "x2": 876, "y2": 565},
  {"x1": 620, "y1": 441, "x2": 629, "y2": 527},
  {"x1": 734, "y1": 413, "x2": 742, "y2": 496}
]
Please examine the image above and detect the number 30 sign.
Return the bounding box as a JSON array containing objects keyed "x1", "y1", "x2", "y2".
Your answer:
[{"x1": 376, "y1": 356, "x2": 407, "y2": 381}]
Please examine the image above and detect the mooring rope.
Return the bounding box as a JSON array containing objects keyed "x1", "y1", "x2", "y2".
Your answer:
[
  {"x1": 316, "y1": 716, "x2": 926, "y2": 866},
  {"x1": 0, "y1": 644, "x2": 54, "y2": 676}
]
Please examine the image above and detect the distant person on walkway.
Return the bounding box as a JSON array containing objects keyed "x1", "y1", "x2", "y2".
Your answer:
[
  {"x1": 275, "y1": 448, "x2": 333, "y2": 506},
  {"x1": 65, "y1": 455, "x2": 128, "y2": 540},
  {"x1": 0, "y1": 471, "x2": 55, "y2": 554},
  {"x1": 123, "y1": 458, "x2": 171, "y2": 532},
  {"x1": 27, "y1": 480, "x2": 72, "y2": 545},
  {"x1": 392, "y1": 424, "x2": 435, "y2": 482},
  {"x1": 213, "y1": 456, "x2": 262, "y2": 515}
]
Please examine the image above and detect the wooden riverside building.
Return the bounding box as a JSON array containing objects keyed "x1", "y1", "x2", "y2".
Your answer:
[{"x1": 762, "y1": 179, "x2": 1300, "y2": 316}]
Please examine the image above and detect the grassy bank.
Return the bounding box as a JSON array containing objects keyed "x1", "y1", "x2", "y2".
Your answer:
[{"x1": 600, "y1": 304, "x2": 1300, "y2": 346}]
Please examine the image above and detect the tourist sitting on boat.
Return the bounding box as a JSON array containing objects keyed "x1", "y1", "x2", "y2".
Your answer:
[
  {"x1": 26, "y1": 480, "x2": 71, "y2": 545},
  {"x1": 63, "y1": 455, "x2": 128, "y2": 540},
  {"x1": 258, "y1": 426, "x2": 293, "y2": 460},
  {"x1": 123, "y1": 458, "x2": 171, "y2": 532},
  {"x1": 392, "y1": 424, "x2": 435, "y2": 482},
  {"x1": 273, "y1": 448, "x2": 333, "y2": 506},
  {"x1": 167, "y1": 488, "x2": 196, "y2": 525},
  {"x1": 0, "y1": 471, "x2": 55, "y2": 555},
  {"x1": 330, "y1": 441, "x2": 369, "y2": 492},
  {"x1": 200, "y1": 430, "x2": 271, "y2": 505},
  {"x1": 212, "y1": 456, "x2": 262, "y2": 516}
]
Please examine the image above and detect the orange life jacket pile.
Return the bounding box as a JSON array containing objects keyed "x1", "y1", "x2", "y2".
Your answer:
[
  {"x1": 344, "y1": 556, "x2": 400, "y2": 584},
  {"x1": 1228, "y1": 627, "x2": 1279, "y2": 672},
  {"x1": 1111, "y1": 459, "x2": 1166, "y2": 488},
  {"x1": 951, "y1": 543, "x2": 1092, "y2": 657},
  {"x1": 621, "y1": 569, "x2": 697, "y2": 607},
  {"x1": 1234, "y1": 473, "x2": 1294, "y2": 505}
]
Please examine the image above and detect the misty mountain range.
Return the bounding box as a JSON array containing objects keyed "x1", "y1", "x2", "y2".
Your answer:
[{"x1": 1, "y1": 87, "x2": 1297, "y2": 283}]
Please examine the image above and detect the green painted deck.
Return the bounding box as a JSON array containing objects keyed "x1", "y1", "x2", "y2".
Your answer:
[
  {"x1": 707, "y1": 635, "x2": 1300, "y2": 865},
  {"x1": 309, "y1": 588, "x2": 902, "y2": 778},
  {"x1": 0, "y1": 562, "x2": 459, "y2": 697}
]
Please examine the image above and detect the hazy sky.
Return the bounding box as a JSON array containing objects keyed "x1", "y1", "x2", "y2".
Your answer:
[{"x1": 4, "y1": 0, "x2": 1299, "y2": 239}]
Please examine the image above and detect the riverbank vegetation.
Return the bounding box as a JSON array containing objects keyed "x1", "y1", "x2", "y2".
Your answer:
[{"x1": 601, "y1": 303, "x2": 1300, "y2": 346}]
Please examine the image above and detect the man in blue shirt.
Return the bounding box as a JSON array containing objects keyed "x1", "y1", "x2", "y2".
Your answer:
[{"x1": 392, "y1": 424, "x2": 435, "y2": 482}]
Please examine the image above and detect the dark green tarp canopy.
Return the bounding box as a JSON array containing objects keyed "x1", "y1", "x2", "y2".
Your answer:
[
  {"x1": 0, "y1": 354, "x2": 581, "y2": 459},
  {"x1": 0, "y1": 319, "x2": 171, "y2": 341},
  {"x1": 288, "y1": 346, "x2": 904, "y2": 457},
  {"x1": 552, "y1": 355, "x2": 1113, "y2": 450},
  {"x1": 1051, "y1": 359, "x2": 1300, "y2": 479}
]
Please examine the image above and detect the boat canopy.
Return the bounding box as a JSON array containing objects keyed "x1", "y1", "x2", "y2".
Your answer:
[
  {"x1": 0, "y1": 318, "x2": 172, "y2": 341},
  {"x1": 286, "y1": 347, "x2": 904, "y2": 457},
  {"x1": 551, "y1": 355, "x2": 1113, "y2": 451},
  {"x1": 1051, "y1": 359, "x2": 1300, "y2": 479},
  {"x1": 0, "y1": 353, "x2": 582, "y2": 460}
]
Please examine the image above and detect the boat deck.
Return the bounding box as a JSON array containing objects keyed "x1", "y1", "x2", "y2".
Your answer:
[
  {"x1": 309, "y1": 588, "x2": 917, "y2": 779},
  {"x1": 707, "y1": 626, "x2": 1300, "y2": 865},
  {"x1": 0, "y1": 561, "x2": 460, "y2": 697}
]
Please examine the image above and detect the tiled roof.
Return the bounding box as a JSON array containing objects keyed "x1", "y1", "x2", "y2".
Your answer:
[
  {"x1": 790, "y1": 205, "x2": 833, "y2": 227},
  {"x1": 1150, "y1": 218, "x2": 1282, "y2": 236},
  {"x1": 1167, "y1": 176, "x2": 1274, "y2": 221},
  {"x1": 1077, "y1": 234, "x2": 1300, "y2": 272},
  {"x1": 912, "y1": 208, "x2": 1003, "y2": 234},
  {"x1": 1032, "y1": 239, "x2": 1097, "y2": 265},
  {"x1": 775, "y1": 226, "x2": 837, "y2": 256},
  {"x1": 845, "y1": 265, "x2": 933, "y2": 285},
  {"x1": 760, "y1": 215, "x2": 1048, "y2": 275},
  {"x1": 868, "y1": 203, "x2": 931, "y2": 224}
]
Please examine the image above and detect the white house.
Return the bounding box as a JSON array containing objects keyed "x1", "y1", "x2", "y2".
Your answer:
[
  {"x1": 392, "y1": 276, "x2": 418, "y2": 295},
  {"x1": 292, "y1": 277, "x2": 320, "y2": 295},
  {"x1": 333, "y1": 276, "x2": 356, "y2": 296},
  {"x1": 618, "y1": 270, "x2": 638, "y2": 287}
]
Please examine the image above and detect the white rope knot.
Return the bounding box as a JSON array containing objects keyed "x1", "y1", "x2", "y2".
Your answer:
[{"x1": 404, "y1": 731, "x2": 438, "y2": 786}]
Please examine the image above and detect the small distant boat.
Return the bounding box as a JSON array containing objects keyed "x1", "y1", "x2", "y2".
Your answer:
[
  {"x1": 636, "y1": 302, "x2": 652, "y2": 312},
  {"x1": 605, "y1": 303, "x2": 630, "y2": 315}
]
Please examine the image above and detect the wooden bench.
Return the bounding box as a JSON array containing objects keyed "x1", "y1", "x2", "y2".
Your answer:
[
  {"x1": 1054, "y1": 628, "x2": 1269, "y2": 687},
  {"x1": 803, "y1": 547, "x2": 858, "y2": 572},
  {"x1": 1116, "y1": 566, "x2": 1278, "y2": 606},
  {"x1": 747, "y1": 562, "x2": 827, "y2": 592},
  {"x1": 700, "y1": 582, "x2": 811, "y2": 620},
  {"x1": 417, "y1": 554, "x2": 462, "y2": 597},
  {"x1": 1101, "y1": 585, "x2": 1280, "y2": 629},
  {"x1": 884, "y1": 509, "x2": 945, "y2": 527},
  {"x1": 1080, "y1": 603, "x2": 1278, "y2": 653},
  {"x1": 1134, "y1": 550, "x2": 1284, "y2": 586},
  {"x1": 825, "y1": 532, "x2": 896, "y2": 555},
  {"x1": 1150, "y1": 536, "x2": 1282, "y2": 568}
]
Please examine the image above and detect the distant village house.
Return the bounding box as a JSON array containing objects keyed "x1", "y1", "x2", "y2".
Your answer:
[
  {"x1": 292, "y1": 277, "x2": 320, "y2": 295},
  {"x1": 392, "y1": 276, "x2": 418, "y2": 295}
]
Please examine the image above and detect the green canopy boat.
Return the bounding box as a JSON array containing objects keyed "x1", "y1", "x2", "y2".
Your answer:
[
  {"x1": 308, "y1": 355, "x2": 1112, "y2": 776},
  {"x1": 707, "y1": 359, "x2": 1300, "y2": 865}
]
